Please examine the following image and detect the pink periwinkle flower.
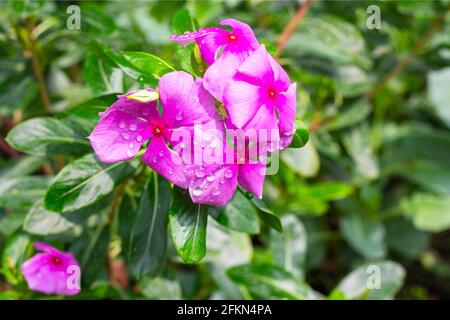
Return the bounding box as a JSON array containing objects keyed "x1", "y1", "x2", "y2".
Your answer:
[
  {"x1": 171, "y1": 18, "x2": 259, "y2": 101},
  {"x1": 21, "y1": 242, "x2": 80, "y2": 296},
  {"x1": 89, "y1": 71, "x2": 218, "y2": 189},
  {"x1": 223, "y1": 45, "x2": 297, "y2": 149}
]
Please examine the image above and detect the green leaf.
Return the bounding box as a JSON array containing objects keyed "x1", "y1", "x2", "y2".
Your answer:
[
  {"x1": 214, "y1": 189, "x2": 260, "y2": 234},
  {"x1": 282, "y1": 140, "x2": 320, "y2": 177},
  {"x1": 71, "y1": 224, "x2": 111, "y2": 287},
  {"x1": 324, "y1": 100, "x2": 371, "y2": 131},
  {"x1": 270, "y1": 215, "x2": 307, "y2": 278},
  {"x1": 227, "y1": 263, "x2": 312, "y2": 300},
  {"x1": 335, "y1": 261, "x2": 405, "y2": 299},
  {"x1": 401, "y1": 193, "x2": 450, "y2": 232},
  {"x1": 428, "y1": 67, "x2": 450, "y2": 128},
  {"x1": 129, "y1": 174, "x2": 171, "y2": 278},
  {"x1": 288, "y1": 120, "x2": 310, "y2": 148},
  {"x1": 83, "y1": 50, "x2": 124, "y2": 95},
  {"x1": 6, "y1": 117, "x2": 91, "y2": 157},
  {"x1": 171, "y1": 8, "x2": 196, "y2": 34},
  {"x1": 139, "y1": 277, "x2": 182, "y2": 299},
  {"x1": 385, "y1": 217, "x2": 429, "y2": 259},
  {"x1": 340, "y1": 213, "x2": 386, "y2": 259},
  {"x1": 250, "y1": 196, "x2": 283, "y2": 233},
  {"x1": 0, "y1": 176, "x2": 50, "y2": 210},
  {"x1": 118, "y1": 193, "x2": 138, "y2": 259},
  {"x1": 64, "y1": 94, "x2": 118, "y2": 120},
  {"x1": 122, "y1": 51, "x2": 175, "y2": 79},
  {"x1": 169, "y1": 188, "x2": 208, "y2": 264},
  {"x1": 0, "y1": 156, "x2": 46, "y2": 179},
  {"x1": 1, "y1": 232, "x2": 32, "y2": 285},
  {"x1": 44, "y1": 153, "x2": 137, "y2": 212}
]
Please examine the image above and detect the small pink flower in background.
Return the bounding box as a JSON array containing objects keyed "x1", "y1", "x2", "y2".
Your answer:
[
  {"x1": 89, "y1": 70, "x2": 219, "y2": 189},
  {"x1": 224, "y1": 45, "x2": 297, "y2": 149},
  {"x1": 21, "y1": 242, "x2": 80, "y2": 296}
]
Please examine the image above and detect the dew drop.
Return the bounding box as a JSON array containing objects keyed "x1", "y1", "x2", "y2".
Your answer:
[
  {"x1": 206, "y1": 174, "x2": 216, "y2": 182},
  {"x1": 121, "y1": 132, "x2": 130, "y2": 140},
  {"x1": 224, "y1": 168, "x2": 233, "y2": 179},
  {"x1": 209, "y1": 139, "x2": 218, "y2": 149},
  {"x1": 175, "y1": 111, "x2": 183, "y2": 121},
  {"x1": 195, "y1": 166, "x2": 205, "y2": 178},
  {"x1": 192, "y1": 187, "x2": 203, "y2": 197},
  {"x1": 168, "y1": 168, "x2": 173, "y2": 175},
  {"x1": 158, "y1": 150, "x2": 164, "y2": 157},
  {"x1": 129, "y1": 143, "x2": 134, "y2": 149},
  {"x1": 126, "y1": 150, "x2": 134, "y2": 157},
  {"x1": 118, "y1": 121, "x2": 126, "y2": 129},
  {"x1": 152, "y1": 156, "x2": 157, "y2": 163},
  {"x1": 136, "y1": 135, "x2": 143, "y2": 142},
  {"x1": 212, "y1": 186, "x2": 220, "y2": 196},
  {"x1": 142, "y1": 109, "x2": 149, "y2": 116},
  {"x1": 129, "y1": 123, "x2": 137, "y2": 131},
  {"x1": 219, "y1": 177, "x2": 226, "y2": 184}
]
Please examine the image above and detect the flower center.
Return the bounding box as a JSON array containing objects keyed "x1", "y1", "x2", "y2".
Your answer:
[
  {"x1": 268, "y1": 88, "x2": 277, "y2": 99},
  {"x1": 228, "y1": 34, "x2": 237, "y2": 42},
  {"x1": 51, "y1": 256, "x2": 62, "y2": 266},
  {"x1": 153, "y1": 125, "x2": 163, "y2": 136}
]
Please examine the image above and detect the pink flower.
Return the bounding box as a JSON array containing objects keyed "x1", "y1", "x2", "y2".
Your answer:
[
  {"x1": 21, "y1": 242, "x2": 80, "y2": 296},
  {"x1": 171, "y1": 19, "x2": 259, "y2": 101},
  {"x1": 89, "y1": 71, "x2": 218, "y2": 189},
  {"x1": 223, "y1": 45, "x2": 297, "y2": 149}
]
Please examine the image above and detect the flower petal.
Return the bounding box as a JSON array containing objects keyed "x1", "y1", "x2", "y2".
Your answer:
[
  {"x1": 142, "y1": 136, "x2": 189, "y2": 188},
  {"x1": 187, "y1": 164, "x2": 239, "y2": 206},
  {"x1": 223, "y1": 78, "x2": 264, "y2": 128},
  {"x1": 269, "y1": 54, "x2": 290, "y2": 90},
  {"x1": 238, "y1": 162, "x2": 266, "y2": 198},
  {"x1": 159, "y1": 71, "x2": 217, "y2": 128},
  {"x1": 203, "y1": 52, "x2": 243, "y2": 101},
  {"x1": 276, "y1": 82, "x2": 297, "y2": 138},
  {"x1": 220, "y1": 18, "x2": 259, "y2": 55},
  {"x1": 195, "y1": 28, "x2": 229, "y2": 65},
  {"x1": 90, "y1": 110, "x2": 152, "y2": 163},
  {"x1": 233, "y1": 45, "x2": 273, "y2": 87}
]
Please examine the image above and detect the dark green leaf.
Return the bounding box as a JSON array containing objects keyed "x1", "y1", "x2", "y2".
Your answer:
[
  {"x1": 227, "y1": 263, "x2": 312, "y2": 299},
  {"x1": 129, "y1": 174, "x2": 171, "y2": 278},
  {"x1": 64, "y1": 94, "x2": 118, "y2": 120},
  {"x1": 122, "y1": 51, "x2": 175, "y2": 79},
  {"x1": 169, "y1": 188, "x2": 208, "y2": 264},
  {"x1": 44, "y1": 154, "x2": 137, "y2": 212},
  {"x1": 0, "y1": 176, "x2": 50, "y2": 210},
  {"x1": 288, "y1": 120, "x2": 310, "y2": 148},
  {"x1": 6, "y1": 117, "x2": 91, "y2": 156},
  {"x1": 1, "y1": 232, "x2": 32, "y2": 285}
]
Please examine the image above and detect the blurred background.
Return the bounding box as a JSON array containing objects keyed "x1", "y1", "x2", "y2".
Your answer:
[{"x1": 0, "y1": 0, "x2": 450, "y2": 300}]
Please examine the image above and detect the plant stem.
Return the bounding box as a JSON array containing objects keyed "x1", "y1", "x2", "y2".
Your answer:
[
  {"x1": 276, "y1": 0, "x2": 314, "y2": 57},
  {"x1": 25, "y1": 19, "x2": 52, "y2": 114}
]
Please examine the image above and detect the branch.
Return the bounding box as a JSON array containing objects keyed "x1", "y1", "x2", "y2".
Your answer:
[
  {"x1": 277, "y1": 0, "x2": 314, "y2": 57},
  {"x1": 25, "y1": 19, "x2": 52, "y2": 114}
]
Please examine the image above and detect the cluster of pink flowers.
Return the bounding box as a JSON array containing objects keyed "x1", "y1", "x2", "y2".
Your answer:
[{"x1": 90, "y1": 19, "x2": 297, "y2": 206}]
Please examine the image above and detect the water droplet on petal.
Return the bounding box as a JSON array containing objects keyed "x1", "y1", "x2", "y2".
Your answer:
[
  {"x1": 225, "y1": 168, "x2": 233, "y2": 179},
  {"x1": 118, "y1": 121, "x2": 126, "y2": 129},
  {"x1": 136, "y1": 135, "x2": 143, "y2": 142},
  {"x1": 209, "y1": 139, "x2": 218, "y2": 149},
  {"x1": 175, "y1": 110, "x2": 183, "y2": 121},
  {"x1": 212, "y1": 186, "x2": 220, "y2": 196},
  {"x1": 195, "y1": 166, "x2": 205, "y2": 178},
  {"x1": 152, "y1": 156, "x2": 157, "y2": 163},
  {"x1": 203, "y1": 183, "x2": 209, "y2": 190},
  {"x1": 220, "y1": 177, "x2": 226, "y2": 184},
  {"x1": 183, "y1": 167, "x2": 189, "y2": 174},
  {"x1": 126, "y1": 150, "x2": 134, "y2": 157},
  {"x1": 206, "y1": 174, "x2": 216, "y2": 182},
  {"x1": 121, "y1": 132, "x2": 130, "y2": 140},
  {"x1": 129, "y1": 143, "x2": 134, "y2": 149},
  {"x1": 142, "y1": 109, "x2": 149, "y2": 116},
  {"x1": 158, "y1": 149, "x2": 164, "y2": 157},
  {"x1": 129, "y1": 123, "x2": 137, "y2": 131},
  {"x1": 193, "y1": 187, "x2": 203, "y2": 197},
  {"x1": 168, "y1": 168, "x2": 173, "y2": 175}
]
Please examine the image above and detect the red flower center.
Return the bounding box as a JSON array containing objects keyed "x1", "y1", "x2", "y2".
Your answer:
[
  {"x1": 228, "y1": 34, "x2": 238, "y2": 42},
  {"x1": 51, "y1": 256, "x2": 62, "y2": 266},
  {"x1": 268, "y1": 88, "x2": 277, "y2": 99}
]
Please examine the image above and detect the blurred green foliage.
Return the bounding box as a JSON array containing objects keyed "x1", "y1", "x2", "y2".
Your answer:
[{"x1": 0, "y1": 0, "x2": 450, "y2": 300}]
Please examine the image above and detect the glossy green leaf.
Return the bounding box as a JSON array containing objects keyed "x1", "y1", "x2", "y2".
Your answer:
[
  {"x1": 169, "y1": 188, "x2": 208, "y2": 264},
  {"x1": 270, "y1": 215, "x2": 307, "y2": 278},
  {"x1": 44, "y1": 154, "x2": 137, "y2": 212},
  {"x1": 6, "y1": 117, "x2": 91, "y2": 157},
  {"x1": 1, "y1": 233, "x2": 32, "y2": 285},
  {"x1": 123, "y1": 51, "x2": 175, "y2": 79},
  {"x1": 64, "y1": 94, "x2": 118, "y2": 120},
  {"x1": 139, "y1": 277, "x2": 182, "y2": 299},
  {"x1": 129, "y1": 174, "x2": 171, "y2": 278},
  {"x1": 335, "y1": 261, "x2": 405, "y2": 299},
  {"x1": 428, "y1": 67, "x2": 450, "y2": 128},
  {"x1": 227, "y1": 263, "x2": 312, "y2": 300},
  {"x1": 0, "y1": 176, "x2": 50, "y2": 210},
  {"x1": 288, "y1": 120, "x2": 310, "y2": 148}
]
